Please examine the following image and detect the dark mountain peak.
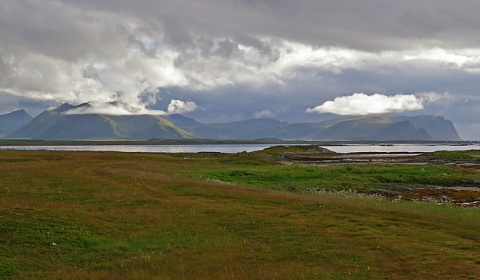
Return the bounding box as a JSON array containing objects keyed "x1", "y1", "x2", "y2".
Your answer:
[
  {"x1": 392, "y1": 114, "x2": 461, "y2": 141},
  {"x1": 0, "y1": 109, "x2": 33, "y2": 136},
  {"x1": 46, "y1": 103, "x2": 77, "y2": 113},
  {"x1": 2, "y1": 109, "x2": 31, "y2": 119},
  {"x1": 385, "y1": 120, "x2": 434, "y2": 140},
  {"x1": 11, "y1": 109, "x2": 26, "y2": 114}
]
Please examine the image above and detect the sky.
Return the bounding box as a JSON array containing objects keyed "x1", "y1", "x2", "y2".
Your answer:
[{"x1": 1, "y1": 0, "x2": 480, "y2": 140}]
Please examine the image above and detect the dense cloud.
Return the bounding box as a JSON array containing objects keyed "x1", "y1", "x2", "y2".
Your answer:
[
  {"x1": 0, "y1": 0, "x2": 480, "y2": 139},
  {"x1": 167, "y1": 100, "x2": 198, "y2": 114},
  {"x1": 306, "y1": 93, "x2": 442, "y2": 115},
  {"x1": 61, "y1": 0, "x2": 480, "y2": 51},
  {"x1": 65, "y1": 102, "x2": 167, "y2": 116}
]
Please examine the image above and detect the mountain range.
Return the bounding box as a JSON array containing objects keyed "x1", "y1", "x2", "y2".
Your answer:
[{"x1": 1, "y1": 103, "x2": 462, "y2": 141}]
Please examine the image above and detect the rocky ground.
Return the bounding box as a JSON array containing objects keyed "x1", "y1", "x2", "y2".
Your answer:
[{"x1": 374, "y1": 184, "x2": 480, "y2": 206}]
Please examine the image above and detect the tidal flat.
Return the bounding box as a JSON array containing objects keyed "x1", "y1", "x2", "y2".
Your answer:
[{"x1": 1, "y1": 147, "x2": 480, "y2": 279}]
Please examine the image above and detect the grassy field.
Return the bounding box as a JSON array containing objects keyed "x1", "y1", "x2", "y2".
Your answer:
[{"x1": 1, "y1": 149, "x2": 480, "y2": 279}]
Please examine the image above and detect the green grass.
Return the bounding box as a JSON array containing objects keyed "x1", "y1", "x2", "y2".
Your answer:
[
  {"x1": 432, "y1": 150, "x2": 480, "y2": 162},
  {"x1": 201, "y1": 162, "x2": 478, "y2": 192},
  {"x1": 1, "y1": 149, "x2": 480, "y2": 279}
]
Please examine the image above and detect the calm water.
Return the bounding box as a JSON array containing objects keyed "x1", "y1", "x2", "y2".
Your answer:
[
  {"x1": 1, "y1": 144, "x2": 480, "y2": 153},
  {"x1": 0, "y1": 144, "x2": 275, "y2": 153}
]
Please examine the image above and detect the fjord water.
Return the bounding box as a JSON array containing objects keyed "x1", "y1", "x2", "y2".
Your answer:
[
  {"x1": 1, "y1": 143, "x2": 480, "y2": 153},
  {"x1": 0, "y1": 144, "x2": 275, "y2": 153}
]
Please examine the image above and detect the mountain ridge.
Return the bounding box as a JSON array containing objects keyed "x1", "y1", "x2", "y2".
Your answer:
[
  {"x1": 8, "y1": 104, "x2": 192, "y2": 140},
  {"x1": 3, "y1": 104, "x2": 462, "y2": 141},
  {"x1": 0, "y1": 109, "x2": 33, "y2": 136}
]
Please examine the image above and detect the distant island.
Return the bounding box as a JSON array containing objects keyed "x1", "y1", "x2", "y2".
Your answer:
[{"x1": 0, "y1": 103, "x2": 462, "y2": 141}]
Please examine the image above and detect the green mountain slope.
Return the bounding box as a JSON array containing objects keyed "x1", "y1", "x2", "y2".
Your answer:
[
  {"x1": 7, "y1": 104, "x2": 76, "y2": 139},
  {"x1": 7, "y1": 104, "x2": 192, "y2": 140}
]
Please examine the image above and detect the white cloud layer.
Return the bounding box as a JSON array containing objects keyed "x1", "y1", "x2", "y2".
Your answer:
[
  {"x1": 254, "y1": 109, "x2": 276, "y2": 119},
  {"x1": 65, "y1": 102, "x2": 166, "y2": 115},
  {"x1": 167, "y1": 100, "x2": 198, "y2": 114},
  {"x1": 65, "y1": 99, "x2": 198, "y2": 115},
  {"x1": 306, "y1": 93, "x2": 442, "y2": 116}
]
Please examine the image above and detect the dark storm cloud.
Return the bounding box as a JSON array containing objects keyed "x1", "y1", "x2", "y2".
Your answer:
[
  {"x1": 62, "y1": 0, "x2": 480, "y2": 51},
  {"x1": 0, "y1": 1, "x2": 124, "y2": 60}
]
